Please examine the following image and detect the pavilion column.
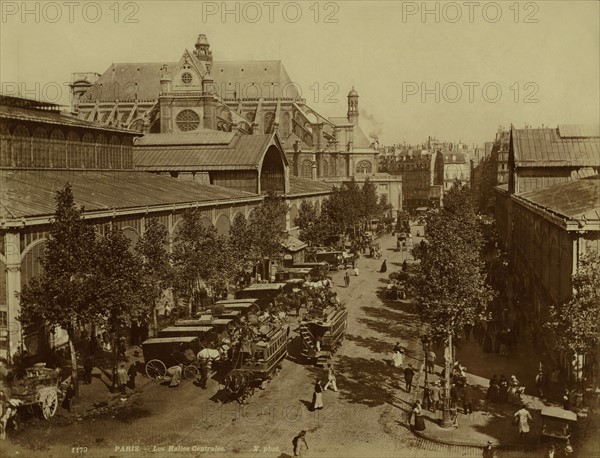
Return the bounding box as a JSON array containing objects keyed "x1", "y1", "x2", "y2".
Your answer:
[{"x1": 5, "y1": 232, "x2": 22, "y2": 363}]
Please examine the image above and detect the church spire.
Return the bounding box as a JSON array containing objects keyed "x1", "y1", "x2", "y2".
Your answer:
[{"x1": 194, "y1": 34, "x2": 213, "y2": 73}]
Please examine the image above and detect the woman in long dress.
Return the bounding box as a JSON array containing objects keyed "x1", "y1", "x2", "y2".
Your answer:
[
  {"x1": 508, "y1": 375, "x2": 521, "y2": 405},
  {"x1": 392, "y1": 343, "x2": 404, "y2": 368},
  {"x1": 312, "y1": 380, "x2": 324, "y2": 410},
  {"x1": 380, "y1": 260, "x2": 387, "y2": 273},
  {"x1": 412, "y1": 400, "x2": 426, "y2": 431}
]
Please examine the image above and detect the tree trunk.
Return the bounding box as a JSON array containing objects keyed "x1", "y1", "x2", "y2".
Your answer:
[
  {"x1": 440, "y1": 331, "x2": 453, "y2": 428},
  {"x1": 110, "y1": 329, "x2": 118, "y2": 393},
  {"x1": 153, "y1": 306, "x2": 159, "y2": 337},
  {"x1": 68, "y1": 331, "x2": 79, "y2": 397}
]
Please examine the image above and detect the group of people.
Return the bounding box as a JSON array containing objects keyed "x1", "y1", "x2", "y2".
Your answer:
[
  {"x1": 311, "y1": 364, "x2": 338, "y2": 411},
  {"x1": 485, "y1": 374, "x2": 524, "y2": 405}
]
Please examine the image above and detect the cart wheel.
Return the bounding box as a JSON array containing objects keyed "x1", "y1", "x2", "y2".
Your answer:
[
  {"x1": 183, "y1": 365, "x2": 199, "y2": 380},
  {"x1": 145, "y1": 359, "x2": 167, "y2": 380},
  {"x1": 40, "y1": 389, "x2": 58, "y2": 420}
]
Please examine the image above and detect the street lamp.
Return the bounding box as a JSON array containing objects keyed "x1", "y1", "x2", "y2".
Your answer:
[{"x1": 420, "y1": 335, "x2": 430, "y2": 387}]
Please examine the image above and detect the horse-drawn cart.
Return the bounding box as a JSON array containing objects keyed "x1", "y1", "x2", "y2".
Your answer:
[
  {"x1": 9, "y1": 364, "x2": 61, "y2": 420},
  {"x1": 141, "y1": 336, "x2": 202, "y2": 381}
]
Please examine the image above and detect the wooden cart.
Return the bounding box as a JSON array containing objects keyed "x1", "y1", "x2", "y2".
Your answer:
[
  {"x1": 9, "y1": 364, "x2": 60, "y2": 420},
  {"x1": 141, "y1": 336, "x2": 201, "y2": 381}
]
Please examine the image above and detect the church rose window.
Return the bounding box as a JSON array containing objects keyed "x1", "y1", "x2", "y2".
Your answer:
[
  {"x1": 176, "y1": 109, "x2": 200, "y2": 132},
  {"x1": 181, "y1": 72, "x2": 193, "y2": 85}
]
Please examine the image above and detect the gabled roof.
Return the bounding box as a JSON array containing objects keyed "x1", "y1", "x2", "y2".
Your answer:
[
  {"x1": 514, "y1": 175, "x2": 600, "y2": 222},
  {"x1": 511, "y1": 125, "x2": 600, "y2": 167},
  {"x1": 0, "y1": 170, "x2": 258, "y2": 220},
  {"x1": 353, "y1": 125, "x2": 374, "y2": 149},
  {"x1": 133, "y1": 132, "x2": 279, "y2": 171},
  {"x1": 80, "y1": 60, "x2": 301, "y2": 103}
]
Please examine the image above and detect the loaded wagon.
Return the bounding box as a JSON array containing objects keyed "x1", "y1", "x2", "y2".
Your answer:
[
  {"x1": 213, "y1": 299, "x2": 260, "y2": 317},
  {"x1": 177, "y1": 317, "x2": 234, "y2": 341},
  {"x1": 8, "y1": 364, "x2": 61, "y2": 420},
  {"x1": 235, "y1": 283, "x2": 287, "y2": 308},
  {"x1": 158, "y1": 326, "x2": 217, "y2": 346},
  {"x1": 141, "y1": 336, "x2": 202, "y2": 381},
  {"x1": 541, "y1": 406, "x2": 577, "y2": 444},
  {"x1": 305, "y1": 250, "x2": 344, "y2": 271}
]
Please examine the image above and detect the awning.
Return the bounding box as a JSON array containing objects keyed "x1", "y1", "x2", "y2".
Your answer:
[{"x1": 281, "y1": 234, "x2": 307, "y2": 252}]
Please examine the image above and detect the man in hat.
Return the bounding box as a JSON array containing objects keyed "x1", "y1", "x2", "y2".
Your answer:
[
  {"x1": 404, "y1": 364, "x2": 415, "y2": 393},
  {"x1": 292, "y1": 430, "x2": 308, "y2": 456},
  {"x1": 482, "y1": 441, "x2": 494, "y2": 458}
]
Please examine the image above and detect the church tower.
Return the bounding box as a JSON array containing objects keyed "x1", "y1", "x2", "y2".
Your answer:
[
  {"x1": 347, "y1": 87, "x2": 359, "y2": 126},
  {"x1": 193, "y1": 34, "x2": 213, "y2": 73}
]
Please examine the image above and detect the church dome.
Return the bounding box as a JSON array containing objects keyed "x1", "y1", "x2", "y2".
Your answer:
[
  {"x1": 348, "y1": 87, "x2": 359, "y2": 97},
  {"x1": 196, "y1": 34, "x2": 210, "y2": 47}
]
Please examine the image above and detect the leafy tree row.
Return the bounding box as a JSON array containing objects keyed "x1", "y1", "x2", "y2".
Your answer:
[
  {"x1": 294, "y1": 178, "x2": 391, "y2": 246},
  {"x1": 18, "y1": 187, "x2": 288, "y2": 395}
]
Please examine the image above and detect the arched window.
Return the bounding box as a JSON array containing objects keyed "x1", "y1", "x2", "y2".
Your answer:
[
  {"x1": 0, "y1": 124, "x2": 11, "y2": 166},
  {"x1": 82, "y1": 132, "x2": 95, "y2": 168},
  {"x1": 33, "y1": 127, "x2": 48, "y2": 167},
  {"x1": 66, "y1": 131, "x2": 80, "y2": 168},
  {"x1": 13, "y1": 125, "x2": 30, "y2": 167},
  {"x1": 263, "y1": 112, "x2": 274, "y2": 134},
  {"x1": 356, "y1": 160, "x2": 372, "y2": 174},
  {"x1": 321, "y1": 160, "x2": 329, "y2": 177},
  {"x1": 300, "y1": 160, "x2": 312, "y2": 178},
  {"x1": 50, "y1": 129, "x2": 66, "y2": 168},
  {"x1": 109, "y1": 136, "x2": 121, "y2": 169},
  {"x1": 96, "y1": 134, "x2": 108, "y2": 168}
]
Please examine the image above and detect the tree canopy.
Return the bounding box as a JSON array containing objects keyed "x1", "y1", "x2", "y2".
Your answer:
[
  {"x1": 545, "y1": 251, "x2": 600, "y2": 356},
  {"x1": 411, "y1": 183, "x2": 494, "y2": 340}
]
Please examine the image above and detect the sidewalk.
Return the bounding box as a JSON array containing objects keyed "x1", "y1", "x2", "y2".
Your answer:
[{"x1": 409, "y1": 337, "x2": 588, "y2": 451}]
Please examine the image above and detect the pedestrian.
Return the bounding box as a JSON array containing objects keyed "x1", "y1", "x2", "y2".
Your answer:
[
  {"x1": 486, "y1": 375, "x2": 499, "y2": 403},
  {"x1": 312, "y1": 380, "x2": 324, "y2": 410},
  {"x1": 545, "y1": 443, "x2": 556, "y2": 458},
  {"x1": 498, "y1": 375, "x2": 509, "y2": 403},
  {"x1": 89, "y1": 333, "x2": 98, "y2": 356},
  {"x1": 344, "y1": 272, "x2": 350, "y2": 288},
  {"x1": 563, "y1": 388, "x2": 572, "y2": 411},
  {"x1": 127, "y1": 362, "x2": 138, "y2": 390},
  {"x1": 392, "y1": 342, "x2": 404, "y2": 368},
  {"x1": 353, "y1": 266, "x2": 359, "y2": 277},
  {"x1": 117, "y1": 363, "x2": 129, "y2": 394},
  {"x1": 403, "y1": 364, "x2": 415, "y2": 393},
  {"x1": 426, "y1": 349, "x2": 436, "y2": 374},
  {"x1": 324, "y1": 364, "x2": 338, "y2": 392},
  {"x1": 380, "y1": 259, "x2": 387, "y2": 273},
  {"x1": 514, "y1": 403, "x2": 533, "y2": 443},
  {"x1": 61, "y1": 382, "x2": 75, "y2": 412},
  {"x1": 402, "y1": 260, "x2": 408, "y2": 272},
  {"x1": 422, "y1": 382, "x2": 433, "y2": 411},
  {"x1": 450, "y1": 383, "x2": 460, "y2": 408},
  {"x1": 508, "y1": 375, "x2": 521, "y2": 405},
  {"x1": 482, "y1": 441, "x2": 494, "y2": 458},
  {"x1": 463, "y1": 382, "x2": 474, "y2": 414},
  {"x1": 292, "y1": 430, "x2": 308, "y2": 456},
  {"x1": 563, "y1": 444, "x2": 574, "y2": 457},
  {"x1": 411, "y1": 400, "x2": 426, "y2": 431},
  {"x1": 167, "y1": 363, "x2": 183, "y2": 388},
  {"x1": 83, "y1": 354, "x2": 93, "y2": 384},
  {"x1": 535, "y1": 370, "x2": 545, "y2": 398},
  {"x1": 430, "y1": 381, "x2": 441, "y2": 413}
]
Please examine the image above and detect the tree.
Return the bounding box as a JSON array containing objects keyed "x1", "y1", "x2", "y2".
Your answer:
[
  {"x1": 410, "y1": 183, "x2": 493, "y2": 426},
  {"x1": 135, "y1": 219, "x2": 174, "y2": 335},
  {"x1": 172, "y1": 210, "x2": 235, "y2": 308},
  {"x1": 19, "y1": 185, "x2": 96, "y2": 396},
  {"x1": 87, "y1": 225, "x2": 149, "y2": 392},
  {"x1": 229, "y1": 212, "x2": 255, "y2": 275},
  {"x1": 395, "y1": 210, "x2": 411, "y2": 234},
  {"x1": 360, "y1": 178, "x2": 379, "y2": 229},
  {"x1": 295, "y1": 200, "x2": 327, "y2": 246},
  {"x1": 545, "y1": 251, "x2": 600, "y2": 387},
  {"x1": 248, "y1": 193, "x2": 289, "y2": 278}
]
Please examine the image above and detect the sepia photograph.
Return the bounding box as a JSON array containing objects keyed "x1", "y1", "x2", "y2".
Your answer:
[{"x1": 0, "y1": 1, "x2": 599, "y2": 457}]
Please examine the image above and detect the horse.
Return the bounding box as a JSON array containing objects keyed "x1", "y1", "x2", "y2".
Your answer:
[
  {"x1": 0, "y1": 398, "x2": 21, "y2": 440},
  {"x1": 223, "y1": 370, "x2": 255, "y2": 404}
]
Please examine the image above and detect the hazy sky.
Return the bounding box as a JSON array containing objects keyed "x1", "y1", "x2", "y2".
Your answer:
[{"x1": 1, "y1": 0, "x2": 599, "y2": 145}]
